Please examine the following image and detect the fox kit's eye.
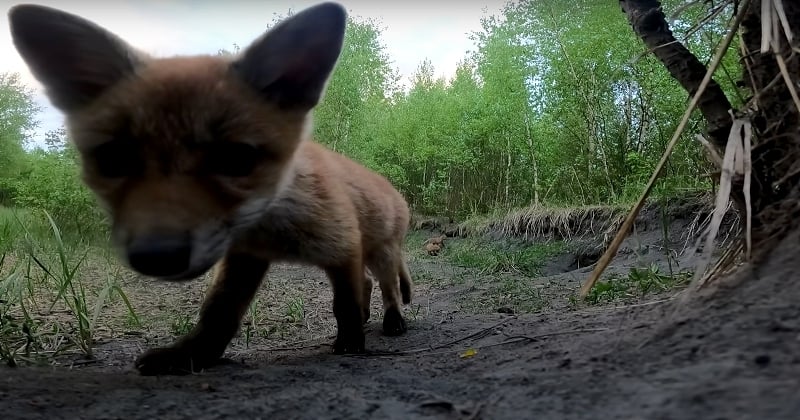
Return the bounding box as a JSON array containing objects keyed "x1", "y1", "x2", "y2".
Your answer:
[
  {"x1": 206, "y1": 143, "x2": 262, "y2": 177},
  {"x1": 91, "y1": 140, "x2": 142, "y2": 178}
]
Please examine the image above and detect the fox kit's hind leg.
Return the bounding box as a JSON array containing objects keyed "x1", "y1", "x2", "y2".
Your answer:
[
  {"x1": 362, "y1": 272, "x2": 374, "y2": 324},
  {"x1": 135, "y1": 253, "x2": 268, "y2": 375},
  {"x1": 367, "y1": 245, "x2": 408, "y2": 336},
  {"x1": 399, "y1": 258, "x2": 413, "y2": 305},
  {"x1": 326, "y1": 257, "x2": 367, "y2": 354}
]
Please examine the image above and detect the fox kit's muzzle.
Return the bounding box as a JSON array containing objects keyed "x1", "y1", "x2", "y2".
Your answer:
[{"x1": 126, "y1": 233, "x2": 193, "y2": 278}]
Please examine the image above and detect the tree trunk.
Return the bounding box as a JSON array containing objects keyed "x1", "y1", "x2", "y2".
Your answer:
[
  {"x1": 523, "y1": 112, "x2": 540, "y2": 205},
  {"x1": 620, "y1": 0, "x2": 733, "y2": 148},
  {"x1": 505, "y1": 132, "x2": 512, "y2": 206}
]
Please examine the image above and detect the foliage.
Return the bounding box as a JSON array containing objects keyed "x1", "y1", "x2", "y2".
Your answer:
[
  {"x1": 307, "y1": 1, "x2": 737, "y2": 217},
  {"x1": 7, "y1": 128, "x2": 106, "y2": 242},
  {"x1": 444, "y1": 238, "x2": 567, "y2": 278},
  {"x1": 583, "y1": 264, "x2": 692, "y2": 304}
]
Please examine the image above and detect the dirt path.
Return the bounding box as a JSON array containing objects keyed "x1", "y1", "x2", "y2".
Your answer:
[{"x1": 2, "y1": 208, "x2": 799, "y2": 419}]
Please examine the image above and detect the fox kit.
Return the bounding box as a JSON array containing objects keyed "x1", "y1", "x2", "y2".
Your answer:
[
  {"x1": 9, "y1": 2, "x2": 414, "y2": 375},
  {"x1": 423, "y1": 235, "x2": 446, "y2": 256}
]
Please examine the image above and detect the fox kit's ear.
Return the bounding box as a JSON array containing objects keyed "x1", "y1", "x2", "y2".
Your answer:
[
  {"x1": 232, "y1": 2, "x2": 347, "y2": 110},
  {"x1": 8, "y1": 4, "x2": 142, "y2": 113}
]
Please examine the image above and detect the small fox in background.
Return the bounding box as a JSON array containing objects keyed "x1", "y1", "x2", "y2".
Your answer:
[
  {"x1": 9, "y1": 2, "x2": 413, "y2": 375},
  {"x1": 423, "y1": 234, "x2": 447, "y2": 256}
]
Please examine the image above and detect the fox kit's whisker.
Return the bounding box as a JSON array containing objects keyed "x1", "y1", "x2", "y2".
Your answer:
[{"x1": 9, "y1": 1, "x2": 415, "y2": 376}]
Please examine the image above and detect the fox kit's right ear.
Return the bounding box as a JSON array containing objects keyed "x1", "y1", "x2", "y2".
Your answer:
[
  {"x1": 8, "y1": 4, "x2": 142, "y2": 113},
  {"x1": 232, "y1": 2, "x2": 347, "y2": 110}
]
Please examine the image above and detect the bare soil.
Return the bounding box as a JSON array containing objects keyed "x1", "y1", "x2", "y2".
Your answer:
[{"x1": 1, "y1": 204, "x2": 799, "y2": 419}]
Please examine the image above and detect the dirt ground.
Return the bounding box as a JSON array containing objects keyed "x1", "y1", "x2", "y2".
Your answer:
[{"x1": 2, "y1": 204, "x2": 799, "y2": 419}]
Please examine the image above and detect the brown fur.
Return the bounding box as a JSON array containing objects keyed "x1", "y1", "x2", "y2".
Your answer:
[
  {"x1": 9, "y1": 2, "x2": 413, "y2": 375},
  {"x1": 423, "y1": 235, "x2": 447, "y2": 256},
  {"x1": 424, "y1": 242, "x2": 442, "y2": 256}
]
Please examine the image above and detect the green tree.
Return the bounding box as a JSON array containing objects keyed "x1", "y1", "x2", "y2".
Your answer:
[
  {"x1": 0, "y1": 72, "x2": 39, "y2": 202},
  {"x1": 10, "y1": 127, "x2": 104, "y2": 240},
  {"x1": 313, "y1": 15, "x2": 399, "y2": 158}
]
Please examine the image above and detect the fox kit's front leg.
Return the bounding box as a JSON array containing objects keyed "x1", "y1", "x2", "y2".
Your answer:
[
  {"x1": 135, "y1": 253, "x2": 268, "y2": 375},
  {"x1": 326, "y1": 256, "x2": 367, "y2": 354}
]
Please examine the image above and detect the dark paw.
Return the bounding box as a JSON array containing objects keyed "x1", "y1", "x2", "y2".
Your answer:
[
  {"x1": 135, "y1": 346, "x2": 215, "y2": 376},
  {"x1": 332, "y1": 327, "x2": 365, "y2": 354},
  {"x1": 382, "y1": 307, "x2": 407, "y2": 336}
]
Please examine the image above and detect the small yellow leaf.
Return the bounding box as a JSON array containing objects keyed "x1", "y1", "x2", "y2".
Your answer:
[{"x1": 459, "y1": 348, "x2": 478, "y2": 359}]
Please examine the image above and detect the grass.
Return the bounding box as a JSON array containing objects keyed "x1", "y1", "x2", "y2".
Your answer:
[
  {"x1": 461, "y1": 274, "x2": 550, "y2": 314},
  {"x1": 285, "y1": 296, "x2": 306, "y2": 324},
  {"x1": 583, "y1": 264, "x2": 692, "y2": 305},
  {"x1": 407, "y1": 198, "x2": 697, "y2": 314},
  {"x1": 0, "y1": 207, "x2": 137, "y2": 365},
  {"x1": 444, "y1": 237, "x2": 568, "y2": 277},
  {"x1": 170, "y1": 313, "x2": 195, "y2": 336},
  {"x1": 406, "y1": 230, "x2": 567, "y2": 314}
]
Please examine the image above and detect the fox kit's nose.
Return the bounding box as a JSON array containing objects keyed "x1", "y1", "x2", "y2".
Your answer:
[{"x1": 127, "y1": 235, "x2": 192, "y2": 278}]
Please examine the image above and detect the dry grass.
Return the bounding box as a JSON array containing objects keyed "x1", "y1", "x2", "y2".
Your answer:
[
  {"x1": 692, "y1": 117, "x2": 753, "y2": 288},
  {"x1": 456, "y1": 205, "x2": 627, "y2": 242},
  {"x1": 414, "y1": 193, "x2": 719, "y2": 254}
]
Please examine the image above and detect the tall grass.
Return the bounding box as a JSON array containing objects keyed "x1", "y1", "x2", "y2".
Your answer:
[{"x1": 0, "y1": 207, "x2": 137, "y2": 366}]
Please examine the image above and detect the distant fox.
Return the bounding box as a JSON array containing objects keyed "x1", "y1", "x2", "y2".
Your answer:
[
  {"x1": 9, "y1": 2, "x2": 413, "y2": 375},
  {"x1": 423, "y1": 234, "x2": 447, "y2": 256}
]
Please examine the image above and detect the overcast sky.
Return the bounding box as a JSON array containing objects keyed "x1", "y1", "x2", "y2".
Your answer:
[{"x1": 0, "y1": 0, "x2": 504, "y2": 141}]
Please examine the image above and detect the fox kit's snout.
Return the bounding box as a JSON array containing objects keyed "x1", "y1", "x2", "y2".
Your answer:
[{"x1": 10, "y1": 1, "x2": 414, "y2": 375}]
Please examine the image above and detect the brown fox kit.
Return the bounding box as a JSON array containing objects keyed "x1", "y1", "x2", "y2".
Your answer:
[
  {"x1": 423, "y1": 235, "x2": 446, "y2": 256},
  {"x1": 9, "y1": 2, "x2": 414, "y2": 375}
]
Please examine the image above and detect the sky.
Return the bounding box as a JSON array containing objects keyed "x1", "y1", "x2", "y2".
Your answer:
[{"x1": 0, "y1": 0, "x2": 505, "y2": 142}]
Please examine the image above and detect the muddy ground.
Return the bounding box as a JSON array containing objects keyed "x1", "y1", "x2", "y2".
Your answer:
[{"x1": 1, "y1": 202, "x2": 799, "y2": 419}]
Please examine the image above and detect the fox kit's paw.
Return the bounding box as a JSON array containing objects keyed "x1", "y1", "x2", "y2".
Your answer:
[
  {"x1": 382, "y1": 307, "x2": 407, "y2": 336},
  {"x1": 332, "y1": 326, "x2": 366, "y2": 354},
  {"x1": 135, "y1": 346, "x2": 217, "y2": 376}
]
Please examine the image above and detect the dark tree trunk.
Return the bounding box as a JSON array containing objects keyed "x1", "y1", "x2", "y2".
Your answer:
[{"x1": 619, "y1": 0, "x2": 733, "y2": 148}]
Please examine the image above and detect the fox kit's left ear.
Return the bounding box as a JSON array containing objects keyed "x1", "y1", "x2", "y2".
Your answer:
[
  {"x1": 232, "y1": 2, "x2": 347, "y2": 110},
  {"x1": 8, "y1": 4, "x2": 142, "y2": 113}
]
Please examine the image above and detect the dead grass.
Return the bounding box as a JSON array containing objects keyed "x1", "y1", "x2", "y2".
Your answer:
[
  {"x1": 456, "y1": 205, "x2": 627, "y2": 241},
  {"x1": 445, "y1": 193, "x2": 716, "y2": 244}
]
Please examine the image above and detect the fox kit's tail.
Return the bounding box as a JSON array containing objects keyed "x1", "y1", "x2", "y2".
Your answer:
[{"x1": 399, "y1": 259, "x2": 413, "y2": 305}]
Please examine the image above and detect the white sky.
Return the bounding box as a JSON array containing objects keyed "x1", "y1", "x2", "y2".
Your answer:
[{"x1": 0, "y1": 0, "x2": 504, "y2": 141}]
